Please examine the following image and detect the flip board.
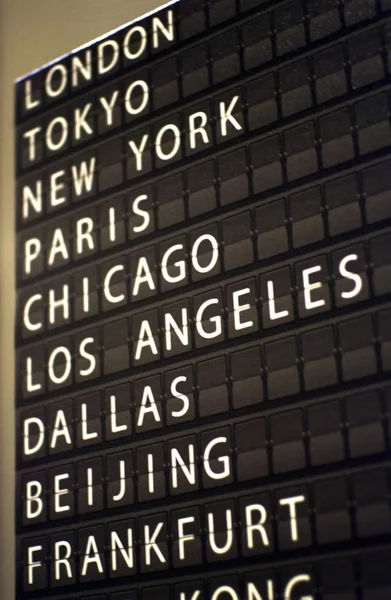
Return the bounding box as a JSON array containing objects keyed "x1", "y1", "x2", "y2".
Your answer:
[{"x1": 14, "y1": 1, "x2": 391, "y2": 599}]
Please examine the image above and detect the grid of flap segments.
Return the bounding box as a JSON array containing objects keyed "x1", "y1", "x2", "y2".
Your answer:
[{"x1": 15, "y1": 0, "x2": 391, "y2": 599}]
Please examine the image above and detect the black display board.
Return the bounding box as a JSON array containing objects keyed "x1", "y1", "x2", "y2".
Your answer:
[{"x1": 14, "y1": 0, "x2": 391, "y2": 598}]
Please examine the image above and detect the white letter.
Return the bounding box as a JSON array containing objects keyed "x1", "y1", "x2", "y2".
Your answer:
[
  {"x1": 54, "y1": 473, "x2": 70, "y2": 513},
  {"x1": 171, "y1": 445, "x2": 196, "y2": 489},
  {"x1": 267, "y1": 280, "x2": 289, "y2": 321},
  {"x1": 23, "y1": 417, "x2": 44, "y2": 456},
  {"x1": 135, "y1": 320, "x2": 158, "y2": 361},
  {"x1": 50, "y1": 170, "x2": 66, "y2": 207},
  {"x1": 72, "y1": 51, "x2": 92, "y2": 87},
  {"x1": 212, "y1": 588, "x2": 239, "y2": 600},
  {"x1": 170, "y1": 376, "x2": 190, "y2": 418},
  {"x1": 27, "y1": 545, "x2": 43, "y2": 585},
  {"x1": 220, "y1": 95, "x2": 242, "y2": 137},
  {"x1": 76, "y1": 217, "x2": 94, "y2": 255},
  {"x1": 204, "y1": 437, "x2": 230, "y2": 480},
  {"x1": 74, "y1": 103, "x2": 93, "y2": 140},
  {"x1": 165, "y1": 309, "x2": 189, "y2": 351},
  {"x1": 178, "y1": 516, "x2": 195, "y2": 560},
  {"x1": 129, "y1": 134, "x2": 149, "y2": 172},
  {"x1": 132, "y1": 256, "x2": 155, "y2": 296},
  {"x1": 132, "y1": 194, "x2": 150, "y2": 232},
  {"x1": 189, "y1": 111, "x2": 209, "y2": 149},
  {"x1": 23, "y1": 126, "x2": 41, "y2": 161},
  {"x1": 98, "y1": 39, "x2": 119, "y2": 74},
  {"x1": 24, "y1": 79, "x2": 40, "y2": 110},
  {"x1": 233, "y1": 288, "x2": 253, "y2": 331},
  {"x1": 81, "y1": 536, "x2": 104, "y2": 576},
  {"x1": 284, "y1": 575, "x2": 313, "y2": 600},
  {"x1": 196, "y1": 298, "x2": 222, "y2": 340},
  {"x1": 49, "y1": 285, "x2": 69, "y2": 325},
  {"x1": 144, "y1": 522, "x2": 166, "y2": 565},
  {"x1": 123, "y1": 25, "x2": 147, "y2": 60},
  {"x1": 110, "y1": 396, "x2": 129, "y2": 434},
  {"x1": 48, "y1": 229, "x2": 69, "y2": 265},
  {"x1": 152, "y1": 10, "x2": 174, "y2": 48},
  {"x1": 81, "y1": 403, "x2": 98, "y2": 440},
  {"x1": 54, "y1": 541, "x2": 72, "y2": 581},
  {"x1": 104, "y1": 265, "x2": 125, "y2": 304},
  {"x1": 339, "y1": 254, "x2": 362, "y2": 299},
  {"x1": 192, "y1": 234, "x2": 219, "y2": 274},
  {"x1": 245, "y1": 504, "x2": 269, "y2": 548},
  {"x1": 180, "y1": 593, "x2": 200, "y2": 600},
  {"x1": 79, "y1": 337, "x2": 96, "y2": 377},
  {"x1": 72, "y1": 157, "x2": 96, "y2": 196},
  {"x1": 26, "y1": 356, "x2": 42, "y2": 393},
  {"x1": 109, "y1": 207, "x2": 116, "y2": 242},
  {"x1": 23, "y1": 181, "x2": 42, "y2": 219},
  {"x1": 48, "y1": 346, "x2": 71, "y2": 385},
  {"x1": 26, "y1": 481, "x2": 43, "y2": 519},
  {"x1": 112, "y1": 460, "x2": 126, "y2": 502},
  {"x1": 50, "y1": 410, "x2": 72, "y2": 449},
  {"x1": 208, "y1": 510, "x2": 233, "y2": 555},
  {"x1": 161, "y1": 244, "x2": 186, "y2": 283},
  {"x1": 302, "y1": 266, "x2": 325, "y2": 311},
  {"x1": 24, "y1": 238, "x2": 41, "y2": 275},
  {"x1": 46, "y1": 117, "x2": 68, "y2": 151},
  {"x1": 82, "y1": 277, "x2": 90, "y2": 314},
  {"x1": 148, "y1": 454, "x2": 154, "y2": 494},
  {"x1": 111, "y1": 529, "x2": 134, "y2": 571},
  {"x1": 248, "y1": 581, "x2": 275, "y2": 600},
  {"x1": 125, "y1": 80, "x2": 149, "y2": 115},
  {"x1": 23, "y1": 294, "x2": 43, "y2": 332},
  {"x1": 156, "y1": 124, "x2": 181, "y2": 161},
  {"x1": 45, "y1": 64, "x2": 67, "y2": 97},
  {"x1": 99, "y1": 90, "x2": 119, "y2": 127},
  {"x1": 86, "y1": 468, "x2": 94, "y2": 506},
  {"x1": 137, "y1": 386, "x2": 161, "y2": 427},
  {"x1": 279, "y1": 496, "x2": 305, "y2": 542}
]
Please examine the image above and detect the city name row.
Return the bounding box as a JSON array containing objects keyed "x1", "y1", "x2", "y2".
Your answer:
[
  {"x1": 21, "y1": 433, "x2": 241, "y2": 522},
  {"x1": 19, "y1": 415, "x2": 386, "y2": 529},
  {"x1": 18, "y1": 91, "x2": 242, "y2": 177},
  {"x1": 21, "y1": 457, "x2": 387, "y2": 591},
  {"x1": 17, "y1": 6, "x2": 177, "y2": 119},
  {"x1": 21, "y1": 488, "x2": 310, "y2": 589},
  {"x1": 25, "y1": 540, "x2": 391, "y2": 600},
  {"x1": 18, "y1": 86, "x2": 388, "y2": 227},
  {"x1": 19, "y1": 195, "x2": 363, "y2": 285},
  {"x1": 18, "y1": 0, "x2": 271, "y2": 124},
  {"x1": 18, "y1": 250, "x2": 371, "y2": 396},
  {"x1": 22, "y1": 570, "x2": 317, "y2": 600},
  {"x1": 17, "y1": 377, "x2": 389, "y2": 469},
  {"x1": 18, "y1": 227, "x2": 374, "y2": 338}
]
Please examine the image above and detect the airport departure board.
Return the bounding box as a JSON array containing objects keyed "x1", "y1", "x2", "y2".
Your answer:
[{"x1": 14, "y1": 0, "x2": 391, "y2": 599}]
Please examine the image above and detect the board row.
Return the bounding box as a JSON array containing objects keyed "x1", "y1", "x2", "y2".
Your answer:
[
  {"x1": 18, "y1": 462, "x2": 391, "y2": 591},
  {"x1": 16, "y1": 301, "x2": 391, "y2": 401},
  {"x1": 17, "y1": 0, "x2": 387, "y2": 124},
  {"x1": 16, "y1": 0, "x2": 269, "y2": 122},
  {"x1": 15, "y1": 542, "x2": 391, "y2": 600},
  {"x1": 18, "y1": 383, "x2": 391, "y2": 521},
  {"x1": 16, "y1": 221, "x2": 391, "y2": 344},
  {"x1": 17, "y1": 16, "x2": 391, "y2": 174},
  {"x1": 18, "y1": 153, "x2": 391, "y2": 293},
  {"x1": 15, "y1": 154, "x2": 391, "y2": 303},
  {"x1": 17, "y1": 352, "x2": 390, "y2": 460},
  {"x1": 17, "y1": 82, "x2": 391, "y2": 229}
]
